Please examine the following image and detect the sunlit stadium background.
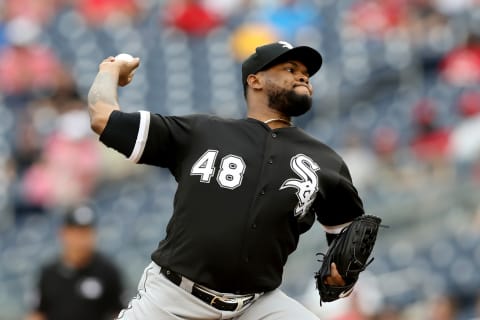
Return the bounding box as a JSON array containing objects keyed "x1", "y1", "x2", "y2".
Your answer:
[{"x1": 1, "y1": 0, "x2": 480, "y2": 319}]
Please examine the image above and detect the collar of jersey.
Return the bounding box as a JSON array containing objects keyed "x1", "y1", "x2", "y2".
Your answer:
[{"x1": 245, "y1": 117, "x2": 297, "y2": 130}]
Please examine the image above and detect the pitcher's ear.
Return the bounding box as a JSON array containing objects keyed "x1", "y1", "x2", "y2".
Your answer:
[{"x1": 247, "y1": 73, "x2": 263, "y2": 90}]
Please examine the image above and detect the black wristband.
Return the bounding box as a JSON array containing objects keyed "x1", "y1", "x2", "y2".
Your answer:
[{"x1": 326, "y1": 232, "x2": 339, "y2": 246}]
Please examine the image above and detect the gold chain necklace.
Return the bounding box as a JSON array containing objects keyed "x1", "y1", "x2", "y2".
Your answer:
[{"x1": 263, "y1": 118, "x2": 293, "y2": 126}]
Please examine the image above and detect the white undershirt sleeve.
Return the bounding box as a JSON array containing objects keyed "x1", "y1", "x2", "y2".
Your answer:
[{"x1": 321, "y1": 221, "x2": 352, "y2": 234}]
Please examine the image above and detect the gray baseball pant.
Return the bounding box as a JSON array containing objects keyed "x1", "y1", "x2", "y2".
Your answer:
[{"x1": 116, "y1": 261, "x2": 320, "y2": 320}]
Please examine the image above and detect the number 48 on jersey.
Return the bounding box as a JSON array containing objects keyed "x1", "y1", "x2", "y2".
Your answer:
[{"x1": 190, "y1": 149, "x2": 246, "y2": 190}]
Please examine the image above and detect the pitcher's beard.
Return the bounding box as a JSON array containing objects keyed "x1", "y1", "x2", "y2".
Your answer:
[{"x1": 266, "y1": 84, "x2": 312, "y2": 117}]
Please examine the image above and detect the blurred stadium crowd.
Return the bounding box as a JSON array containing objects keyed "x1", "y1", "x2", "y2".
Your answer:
[{"x1": 1, "y1": 0, "x2": 480, "y2": 319}]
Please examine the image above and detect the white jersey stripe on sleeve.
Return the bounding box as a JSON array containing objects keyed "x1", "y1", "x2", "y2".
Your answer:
[
  {"x1": 128, "y1": 110, "x2": 151, "y2": 163},
  {"x1": 321, "y1": 221, "x2": 352, "y2": 234}
]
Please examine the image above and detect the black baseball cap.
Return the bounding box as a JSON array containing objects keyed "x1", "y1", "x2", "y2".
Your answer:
[
  {"x1": 63, "y1": 205, "x2": 96, "y2": 228},
  {"x1": 241, "y1": 41, "x2": 323, "y2": 89}
]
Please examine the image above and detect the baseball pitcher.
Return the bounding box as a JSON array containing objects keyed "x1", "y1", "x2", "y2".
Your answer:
[{"x1": 87, "y1": 41, "x2": 381, "y2": 319}]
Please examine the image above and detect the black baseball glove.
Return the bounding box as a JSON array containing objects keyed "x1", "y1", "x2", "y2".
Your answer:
[{"x1": 315, "y1": 214, "x2": 382, "y2": 304}]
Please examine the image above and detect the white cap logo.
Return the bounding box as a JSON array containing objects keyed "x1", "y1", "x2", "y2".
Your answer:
[
  {"x1": 73, "y1": 206, "x2": 94, "y2": 226},
  {"x1": 278, "y1": 41, "x2": 293, "y2": 49}
]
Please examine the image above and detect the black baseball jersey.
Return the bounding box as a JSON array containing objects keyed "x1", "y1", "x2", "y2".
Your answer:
[
  {"x1": 100, "y1": 111, "x2": 365, "y2": 294},
  {"x1": 32, "y1": 253, "x2": 124, "y2": 320}
]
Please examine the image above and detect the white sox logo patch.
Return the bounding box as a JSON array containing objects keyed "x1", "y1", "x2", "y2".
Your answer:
[
  {"x1": 280, "y1": 154, "x2": 320, "y2": 219},
  {"x1": 278, "y1": 41, "x2": 294, "y2": 49}
]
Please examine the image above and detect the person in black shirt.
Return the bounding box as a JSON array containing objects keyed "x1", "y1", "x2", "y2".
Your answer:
[
  {"x1": 88, "y1": 41, "x2": 366, "y2": 319},
  {"x1": 26, "y1": 205, "x2": 124, "y2": 320}
]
